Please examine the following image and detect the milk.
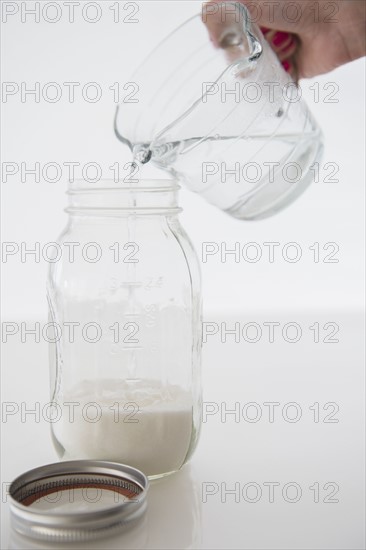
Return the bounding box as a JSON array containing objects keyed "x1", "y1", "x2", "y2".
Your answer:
[{"x1": 52, "y1": 379, "x2": 193, "y2": 478}]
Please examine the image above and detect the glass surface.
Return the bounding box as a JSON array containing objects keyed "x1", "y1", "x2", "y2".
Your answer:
[
  {"x1": 115, "y1": 2, "x2": 323, "y2": 219},
  {"x1": 47, "y1": 180, "x2": 202, "y2": 479}
]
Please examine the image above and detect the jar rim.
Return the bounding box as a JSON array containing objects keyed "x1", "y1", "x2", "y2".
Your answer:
[{"x1": 68, "y1": 178, "x2": 180, "y2": 193}]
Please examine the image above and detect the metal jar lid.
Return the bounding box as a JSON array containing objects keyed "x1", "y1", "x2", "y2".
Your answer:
[{"x1": 9, "y1": 460, "x2": 149, "y2": 543}]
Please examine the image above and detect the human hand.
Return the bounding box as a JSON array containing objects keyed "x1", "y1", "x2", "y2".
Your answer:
[{"x1": 204, "y1": 1, "x2": 366, "y2": 80}]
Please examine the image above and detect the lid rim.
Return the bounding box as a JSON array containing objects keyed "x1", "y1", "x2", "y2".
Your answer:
[{"x1": 9, "y1": 460, "x2": 149, "y2": 541}]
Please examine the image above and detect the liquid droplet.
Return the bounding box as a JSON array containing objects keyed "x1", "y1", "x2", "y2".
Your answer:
[{"x1": 133, "y1": 145, "x2": 152, "y2": 165}]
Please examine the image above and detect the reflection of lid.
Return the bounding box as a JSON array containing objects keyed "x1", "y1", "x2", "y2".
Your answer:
[{"x1": 9, "y1": 460, "x2": 148, "y2": 542}]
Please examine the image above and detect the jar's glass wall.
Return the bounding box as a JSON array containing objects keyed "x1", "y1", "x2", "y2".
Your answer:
[{"x1": 48, "y1": 181, "x2": 202, "y2": 478}]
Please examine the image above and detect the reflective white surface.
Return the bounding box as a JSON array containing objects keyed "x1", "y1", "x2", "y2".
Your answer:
[{"x1": 1, "y1": 312, "x2": 364, "y2": 549}]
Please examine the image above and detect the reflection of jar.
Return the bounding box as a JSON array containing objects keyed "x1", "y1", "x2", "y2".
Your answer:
[{"x1": 47, "y1": 179, "x2": 202, "y2": 479}]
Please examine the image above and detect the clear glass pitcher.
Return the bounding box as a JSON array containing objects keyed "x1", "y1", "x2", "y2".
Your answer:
[
  {"x1": 115, "y1": 1, "x2": 323, "y2": 220},
  {"x1": 47, "y1": 179, "x2": 202, "y2": 479}
]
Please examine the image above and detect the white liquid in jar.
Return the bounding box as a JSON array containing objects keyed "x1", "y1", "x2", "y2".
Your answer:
[{"x1": 52, "y1": 379, "x2": 193, "y2": 478}]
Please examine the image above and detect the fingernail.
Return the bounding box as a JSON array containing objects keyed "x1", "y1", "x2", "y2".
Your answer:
[
  {"x1": 281, "y1": 37, "x2": 296, "y2": 53},
  {"x1": 282, "y1": 59, "x2": 291, "y2": 72},
  {"x1": 272, "y1": 31, "x2": 290, "y2": 47},
  {"x1": 260, "y1": 26, "x2": 271, "y2": 34}
]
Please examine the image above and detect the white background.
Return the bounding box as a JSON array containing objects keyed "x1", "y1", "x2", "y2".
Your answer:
[
  {"x1": 1, "y1": 0, "x2": 365, "y2": 319},
  {"x1": 1, "y1": 1, "x2": 365, "y2": 549}
]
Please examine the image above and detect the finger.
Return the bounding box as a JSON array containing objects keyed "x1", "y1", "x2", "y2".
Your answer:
[
  {"x1": 202, "y1": 1, "x2": 251, "y2": 52},
  {"x1": 235, "y1": 0, "x2": 309, "y2": 33},
  {"x1": 263, "y1": 29, "x2": 300, "y2": 81}
]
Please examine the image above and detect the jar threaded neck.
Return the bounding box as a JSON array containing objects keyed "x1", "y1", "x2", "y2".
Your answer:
[{"x1": 66, "y1": 179, "x2": 181, "y2": 215}]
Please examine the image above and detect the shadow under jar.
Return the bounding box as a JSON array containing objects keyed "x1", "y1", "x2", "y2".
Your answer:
[{"x1": 47, "y1": 179, "x2": 202, "y2": 479}]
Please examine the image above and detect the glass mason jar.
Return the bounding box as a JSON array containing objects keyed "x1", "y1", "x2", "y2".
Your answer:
[{"x1": 47, "y1": 179, "x2": 202, "y2": 479}]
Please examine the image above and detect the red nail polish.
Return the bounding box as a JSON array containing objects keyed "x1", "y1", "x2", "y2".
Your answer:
[
  {"x1": 260, "y1": 26, "x2": 271, "y2": 34},
  {"x1": 282, "y1": 60, "x2": 291, "y2": 72},
  {"x1": 272, "y1": 31, "x2": 290, "y2": 47},
  {"x1": 282, "y1": 38, "x2": 296, "y2": 53}
]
